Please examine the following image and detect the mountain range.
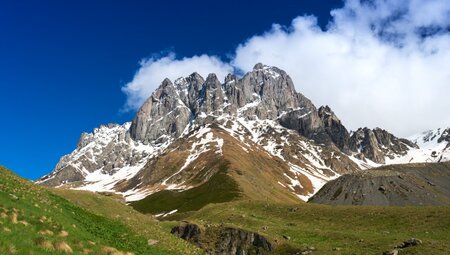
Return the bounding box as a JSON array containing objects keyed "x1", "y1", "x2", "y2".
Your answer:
[{"x1": 37, "y1": 64, "x2": 450, "y2": 211}]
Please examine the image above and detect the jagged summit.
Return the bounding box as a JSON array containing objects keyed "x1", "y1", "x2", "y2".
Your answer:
[
  {"x1": 129, "y1": 63, "x2": 312, "y2": 145},
  {"x1": 37, "y1": 64, "x2": 450, "y2": 210}
]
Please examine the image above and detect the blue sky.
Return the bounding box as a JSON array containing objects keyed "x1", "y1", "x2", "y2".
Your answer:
[
  {"x1": 0, "y1": 0, "x2": 343, "y2": 180},
  {"x1": 1, "y1": 1, "x2": 450, "y2": 180}
]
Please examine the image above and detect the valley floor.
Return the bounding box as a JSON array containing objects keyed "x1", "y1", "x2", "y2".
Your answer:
[{"x1": 166, "y1": 201, "x2": 450, "y2": 255}]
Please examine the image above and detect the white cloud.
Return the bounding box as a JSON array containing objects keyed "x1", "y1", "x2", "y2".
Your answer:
[
  {"x1": 232, "y1": 0, "x2": 450, "y2": 136},
  {"x1": 121, "y1": 53, "x2": 233, "y2": 111},
  {"x1": 122, "y1": 0, "x2": 450, "y2": 137}
]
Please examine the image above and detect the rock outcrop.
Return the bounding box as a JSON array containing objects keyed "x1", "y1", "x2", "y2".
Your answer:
[
  {"x1": 318, "y1": 105, "x2": 352, "y2": 152},
  {"x1": 171, "y1": 222, "x2": 273, "y2": 255},
  {"x1": 349, "y1": 127, "x2": 417, "y2": 164}
]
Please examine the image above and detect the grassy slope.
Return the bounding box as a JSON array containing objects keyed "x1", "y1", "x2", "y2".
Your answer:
[
  {"x1": 130, "y1": 163, "x2": 241, "y2": 214},
  {"x1": 168, "y1": 201, "x2": 450, "y2": 255},
  {"x1": 53, "y1": 189, "x2": 203, "y2": 255},
  {"x1": 0, "y1": 165, "x2": 199, "y2": 255}
]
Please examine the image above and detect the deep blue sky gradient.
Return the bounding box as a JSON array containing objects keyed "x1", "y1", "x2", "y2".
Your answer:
[{"x1": 0, "y1": 0, "x2": 343, "y2": 180}]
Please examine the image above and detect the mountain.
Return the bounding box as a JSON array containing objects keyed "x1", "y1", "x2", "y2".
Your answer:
[
  {"x1": 37, "y1": 64, "x2": 450, "y2": 212},
  {"x1": 309, "y1": 162, "x2": 450, "y2": 206},
  {"x1": 401, "y1": 128, "x2": 450, "y2": 163}
]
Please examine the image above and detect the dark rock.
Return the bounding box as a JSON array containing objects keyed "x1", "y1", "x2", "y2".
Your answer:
[
  {"x1": 171, "y1": 222, "x2": 273, "y2": 255},
  {"x1": 348, "y1": 127, "x2": 417, "y2": 164},
  {"x1": 396, "y1": 238, "x2": 422, "y2": 248},
  {"x1": 318, "y1": 105, "x2": 352, "y2": 153},
  {"x1": 170, "y1": 222, "x2": 202, "y2": 245},
  {"x1": 216, "y1": 227, "x2": 273, "y2": 255},
  {"x1": 437, "y1": 128, "x2": 450, "y2": 143}
]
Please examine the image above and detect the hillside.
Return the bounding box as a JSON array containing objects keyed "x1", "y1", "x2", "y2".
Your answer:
[
  {"x1": 309, "y1": 162, "x2": 450, "y2": 206},
  {"x1": 0, "y1": 165, "x2": 201, "y2": 255}
]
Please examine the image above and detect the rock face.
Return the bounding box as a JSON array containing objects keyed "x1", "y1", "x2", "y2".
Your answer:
[
  {"x1": 309, "y1": 162, "x2": 450, "y2": 206},
  {"x1": 171, "y1": 223, "x2": 202, "y2": 245},
  {"x1": 129, "y1": 64, "x2": 328, "y2": 145},
  {"x1": 349, "y1": 127, "x2": 417, "y2": 164},
  {"x1": 171, "y1": 222, "x2": 273, "y2": 255},
  {"x1": 130, "y1": 77, "x2": 197, "y2": 144},
  {"x1": 318, "y1": 105, "x2": 352, "y2": 152}
]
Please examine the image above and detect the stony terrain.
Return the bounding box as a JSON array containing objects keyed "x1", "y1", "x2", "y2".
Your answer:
[{"x1": 309, "y1": 162, "x2": 450, "y2": 206}]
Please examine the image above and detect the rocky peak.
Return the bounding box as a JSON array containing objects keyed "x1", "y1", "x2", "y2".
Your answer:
[
  {"x1": 130, "y1": 64, "x2": 315, "y2": 144},
  {"x1": 224, "y1": 73, "x2": 237, "y2": 85},
  {"x1": 349, "y1": 127, "x2": 416, "y2": 164},
  {"x1": 129, "y1": 77, "x2": 191, "y2": 144},
  {"x1": 253, "y1": 62, "x2": 265, "y2": 70},
  {"x1": 318, "y1": 105, "x2": 351, "y2": 153},
  {"x1": 198, "y1": 73, "x2": 225, "y2": 115},
  {"x1": 438, "y1": 128, "x2": 450, "y2": 143}
]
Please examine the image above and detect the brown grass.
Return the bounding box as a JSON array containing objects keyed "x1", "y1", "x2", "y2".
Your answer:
[
  {"x1": 81, "y1": 248, "x2": 92, "y2": 254},
  {"x1": 53, "y1": 241, "x2": 73, "y2": 253},
  {"x1": 7, "y1": 244, "x2": 16, "y2": 254},
  {"x1": 38, "y1": 229, "x2": 54, "y2": 236},
  {"x1": 101, "y1": 246, "x2": 118, "y2": 254},
  {"x1": 10, "y1": 212, "x2": 17, "y2": 224},
  {"x1": 101, "y1": 246, "x2": 134, "y2": 255},
  {"x1": 59, "y1": 230, "x2": 69, "y2": 237},
  {"x1": 18, "y1": 220, "x2": 29, "y2": 226},
  {"x1": 82, "y1": 248, "x2": 92, "y2": 254},
  {"x1": 35, "y1": 239, "x2": 54, "y2": 251}
]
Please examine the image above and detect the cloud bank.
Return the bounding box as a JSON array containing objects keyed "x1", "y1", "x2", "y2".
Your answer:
[{"x1": 122, "y1": 0, "x2": 450, "y2": 136}]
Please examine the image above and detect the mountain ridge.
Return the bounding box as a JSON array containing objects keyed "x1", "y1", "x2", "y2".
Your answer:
[{"x1": 37, "y1": 64, "x2": 450, "y2": 210}]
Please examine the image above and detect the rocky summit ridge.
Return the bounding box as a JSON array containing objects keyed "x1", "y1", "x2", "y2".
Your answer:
[{"x1": 37, "y1": 64, "x2": 450, "y2": 207}]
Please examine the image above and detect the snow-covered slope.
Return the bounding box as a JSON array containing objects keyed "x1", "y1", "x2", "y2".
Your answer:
[
  {"x1": 36, "y1": 123, "x2": 171, "y2": 197},
  {"x1": 386, "y1": 128, "x2": 450, "y2": 164}
]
